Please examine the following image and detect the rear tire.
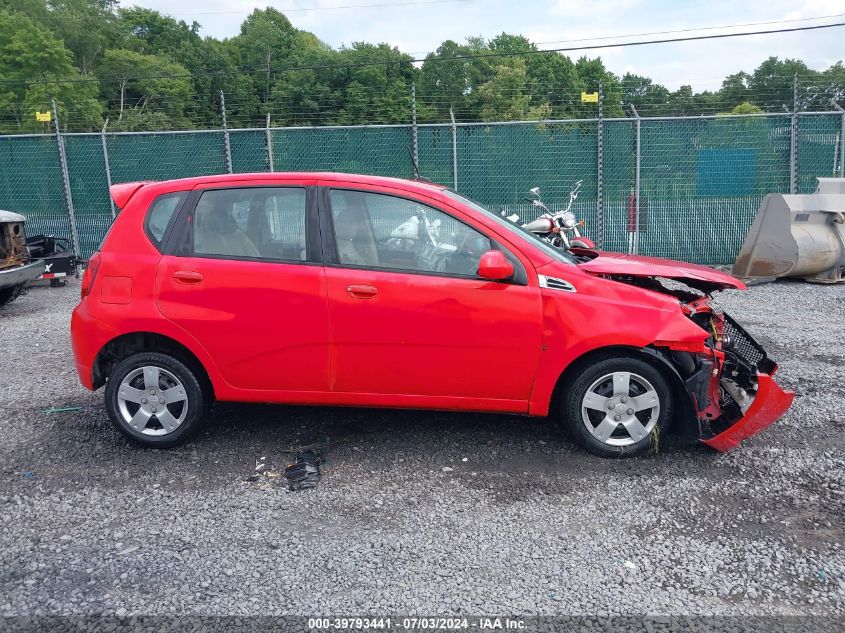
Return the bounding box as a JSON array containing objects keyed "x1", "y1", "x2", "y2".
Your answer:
[
  {"x1": 0, "y1": 284, "x2": 24, "y2": 307},
  {"x1": 104, "y1": 352, "x2": 210, "y2": 448},
  {"x1": 561, "y1": 356, "x2": 673, "y2": 458}
]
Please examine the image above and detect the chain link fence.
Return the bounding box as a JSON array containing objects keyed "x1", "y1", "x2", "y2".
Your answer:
[{"x1": 1, "y1": 111, "x2": 843, "y2": 262}]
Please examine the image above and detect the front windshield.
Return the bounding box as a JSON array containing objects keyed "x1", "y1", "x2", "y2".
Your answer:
[{"x1": 441, "y1": 190, "x2": 577, "y2": 265}]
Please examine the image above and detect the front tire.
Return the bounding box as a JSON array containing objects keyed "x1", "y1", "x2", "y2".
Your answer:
[
  {"x1": 562, "y1": 356, "x2": 673, "y2": 458},
  {"x1": 105, "y1": 352, "x2": 210, "y2": 448}
]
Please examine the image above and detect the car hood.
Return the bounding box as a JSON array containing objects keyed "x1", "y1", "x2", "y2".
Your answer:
[{"x1": 577, "y1": 252, "x2": 746, "y2": 292}]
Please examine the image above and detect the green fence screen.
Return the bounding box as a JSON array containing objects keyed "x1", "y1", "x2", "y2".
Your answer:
[{"x1": 0, "y1": 113, "x2": 842, "y2": 263}]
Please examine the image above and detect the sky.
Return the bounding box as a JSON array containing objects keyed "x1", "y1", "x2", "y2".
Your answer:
[{"x1": 129, "y1": 0, "x2": 844, "y2": 90}]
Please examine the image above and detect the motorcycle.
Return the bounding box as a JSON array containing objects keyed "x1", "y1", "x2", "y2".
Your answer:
[
  {"x1": 504, "y1": 181, "x2": 595, "y2": 251},
  {"x1": 382, "y1": 207, "x2": 458, "y2": 272}
]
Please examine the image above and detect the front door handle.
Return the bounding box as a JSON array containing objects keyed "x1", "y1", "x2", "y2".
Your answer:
[
  {"x1": 346, "y1": 284, "x2": 378, "y2": 299},
  {"x1": 172, "y1": 270, "x2": 204, "y2": 285}
]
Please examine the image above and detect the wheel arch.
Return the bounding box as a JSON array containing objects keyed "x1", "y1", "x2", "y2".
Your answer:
[
  {"x1": 92, "y1": 331, "x2": 215, "y2": 398},
  {"x1": 549, "y1": 344, "x2": 695, "y2": 423}
]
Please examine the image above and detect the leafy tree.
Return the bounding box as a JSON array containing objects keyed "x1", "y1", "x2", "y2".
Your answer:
[
  {"x1": 620, "y1": 73, "x2": 670, "y2": 116},
  {"x1": 46, "y1": 0, "x2": 117, "y2": 74},
  {"x1": 574, "y1": 57, "x2": 623, "y2": 117},
  {"x1": 417, "y1": 37, "x2": 493, "y2": 121},
  {"x1": 179, "y1": 37, "x2": 255, "y2": 128},
  {"x1": 720, "y1": 71, "x2": 751, "y2": 110},
  {"x1": 113, "y1": 6, "x2": 200, "y2": 57},
  {"x1": 231, "y1": 8, "x2": 311, "y2": 106},
  {"x1": 818, "y1": 62, "x2": 845, "y2": 105},
  {"x1": 477, "y1": 58, "x2": 531, "y2": 121},
  {"x1": 488, "y1": 34, "x2": 579, "y2": 118},
  {"x1": 95, "y1": 48, "x2": 191, "y2": 129},
  {"x1": 330, "y1": 43, "x2": 414, "y2": 125},
  {"x1": 749, "y1": 57, "x2": 815, "y2": 111},
  {"x1": 0, "y1": 8, "x2": 102, "y2": 132},
  {"x1": 730, "y1": 101, "x2": 762, "y2": 114}
]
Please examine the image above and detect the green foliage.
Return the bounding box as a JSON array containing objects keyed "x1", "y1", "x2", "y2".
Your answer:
[
  {"x1": 0, "y1": 2, "x2": 842, "y2": 132},
  {"x1": 0, "y1": 8, "x2": 102, "y2": 132},
  {"x1": 730, "y1": 101, "x2": 763, "y2": 114},
  {"x1": 478, "y1": 58, "x2": 532, "y2": 121},
  {"x1": 95, "y1": 48, "x2": 191, "y2": 129},
  {"x1": 621, "y1": 73, "x2": 670, "y2": 116}
]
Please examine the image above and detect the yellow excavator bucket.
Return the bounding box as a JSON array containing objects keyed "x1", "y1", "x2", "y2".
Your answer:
[{"x1": 733, "y1": 178, "x2": 845, "y2": 284}]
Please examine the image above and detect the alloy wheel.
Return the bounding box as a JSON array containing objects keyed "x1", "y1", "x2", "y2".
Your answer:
[
  {"x1": 580, "y1": 371, "x2": 660, "y2": 447},
  {"x1": 116, "y1": 365, "x2": 188, "y2": 436}
]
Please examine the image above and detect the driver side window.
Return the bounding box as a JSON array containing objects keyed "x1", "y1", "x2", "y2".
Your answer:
[{"x1": 329, "y1": 189, "x2": 491, "y2": 277}]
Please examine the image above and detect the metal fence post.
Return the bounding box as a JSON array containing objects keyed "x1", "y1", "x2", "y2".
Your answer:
[
  {"x1": 596, "y1": 81, "x2": 604, "y2": 249},
  {"x1": 789, "y1": 75, "x2": 798, "y2": 193},
  {"x1": 101, "y1": 118, "x2": 116, "y2": 219},
  {"x1": 629, "y1": 104, "x2": 641, "y2": 255},
  {"x1": 833, "y1": 99, "x2": 845, "y2": 178},
  {"x1": 220, "y1": 90, "x2": 233, "y2": 174},
  {"x1": 266, "y1": 113, "x2": 275, "y2": 172},
  {"x1": 411, "y1": 83, "x2": 419, "y2": 169},
  {"x1": 51, "y1": 99, "x2": 81, "y2": 257},
  {"x1": 450, "y1": 108, "x2": 458, "y2": 190}
]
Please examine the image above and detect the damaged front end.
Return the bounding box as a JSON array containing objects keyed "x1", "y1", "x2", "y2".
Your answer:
[
  {"x1": 673, "y1": 297, "x2": 793, "y2": 450},
  {"x1": 608, "y1": 274, "x2": 794, "y2": 451}
]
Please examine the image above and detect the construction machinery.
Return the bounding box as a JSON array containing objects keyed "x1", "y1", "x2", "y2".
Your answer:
[{"x1": 733, "y1": 178, "x2": 845, "y2": 284}]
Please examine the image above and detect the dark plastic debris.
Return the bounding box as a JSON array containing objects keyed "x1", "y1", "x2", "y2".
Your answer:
[{"x1": 284, "y1": 449, "x2": 323, "y2": 491}]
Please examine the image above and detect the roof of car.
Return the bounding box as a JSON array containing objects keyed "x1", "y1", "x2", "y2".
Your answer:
[{"x1": 148, "y1": 172, "x2": 449, "y2": 195}]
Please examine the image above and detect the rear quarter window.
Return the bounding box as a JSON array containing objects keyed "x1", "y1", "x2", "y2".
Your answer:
[{"x1": 146, "y1": 192, "x2": 188, "y2": 249}]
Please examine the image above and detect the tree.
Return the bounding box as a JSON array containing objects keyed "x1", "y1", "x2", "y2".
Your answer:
[
  {"x1": 0, "y1": 9, "x2": 102, "y2": 132},
  {"x1": 178, "y1": 37, "x2": 256, "y2": 128},
  {"x1": 330, "y1": 43, "x2": 415, "y2": 125},
  {"x1": 620, "y1": 73, "x2": 670, "y2": 116},
  {"x1": 818, "y1": 62, "x2": 845, "y2": 105},
  {"x1": 477, "y1": 58, "x2": 532, "y2": 121},
  {"x1": 719, "y1": 71, "x2": 751, "y2": 110},
  {"x1": 749, "y1": 57, "x2": 815, "y2": 111},
  {"x1": 113, "y1": 6, "x2": 200, "y2": 57},
  {"x1": 95, "y1": 48, "x2": 191, "y2": 129},
  {"x1": 417, "y1": 38, "x2": 493, "y2": 122},
  {"x1": 45, "y1": 0, "x2": 117, "y2": 74},
  {"x1": 488, "y1": 34, "x2": 579, "y2": 118},
  {"x1": 574, "y1": 57, "x2": 623, "y2": 117},
  {"x1": 231, "y1": 8, "x2": 309, "y2": 106},
  {"x1": 730, "y1": 101, "x2": 762, "y2": 114}
]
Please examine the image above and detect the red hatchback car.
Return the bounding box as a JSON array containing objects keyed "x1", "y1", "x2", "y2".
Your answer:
[{"x1": 71, "y1": 172, "x2": 793, "y2": 457}]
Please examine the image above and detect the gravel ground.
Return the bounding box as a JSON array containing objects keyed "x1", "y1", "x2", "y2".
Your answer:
[{"x1": 0, "y1": 278, "x2": 843, "y2": 619}]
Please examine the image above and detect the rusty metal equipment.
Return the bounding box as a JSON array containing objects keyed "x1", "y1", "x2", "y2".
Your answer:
[{"x1": 733, "y1": 178, "x2": 845, "y2": 284}]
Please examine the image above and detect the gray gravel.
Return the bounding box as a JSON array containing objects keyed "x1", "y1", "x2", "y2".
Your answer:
[{"x1": 0, "y1": 279, "x2": 843, "y2": 617}]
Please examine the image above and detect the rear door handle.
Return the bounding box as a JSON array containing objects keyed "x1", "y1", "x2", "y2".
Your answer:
[
  {"x1": 346, "y1": 284, "x2": 378, "y2": 299},
  {"x1": 172, "y1": 270, "x2": 204, "y2": 285}
]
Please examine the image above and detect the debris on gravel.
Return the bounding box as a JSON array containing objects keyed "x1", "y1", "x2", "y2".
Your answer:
[{"x1": 0, "y1": 279, "x2": 843, "y2": 617}]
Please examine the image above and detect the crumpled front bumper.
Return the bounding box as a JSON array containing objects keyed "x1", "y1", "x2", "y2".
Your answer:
[{"x1": 700, "y1": 373, "x2": 794, "y2": 452}]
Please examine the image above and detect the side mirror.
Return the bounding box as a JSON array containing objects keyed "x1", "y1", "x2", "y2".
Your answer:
[{"x1": 477, "y1": 250, "x2": 514, "y2": 281}]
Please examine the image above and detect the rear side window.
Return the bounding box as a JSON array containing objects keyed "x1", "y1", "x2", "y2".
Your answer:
[
  {"x1": 186, "y1": 187, "x2": 308, "y2": 262},
  {"x1": 146, "y1": 192, "x2": 188, "y2": 248}
]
